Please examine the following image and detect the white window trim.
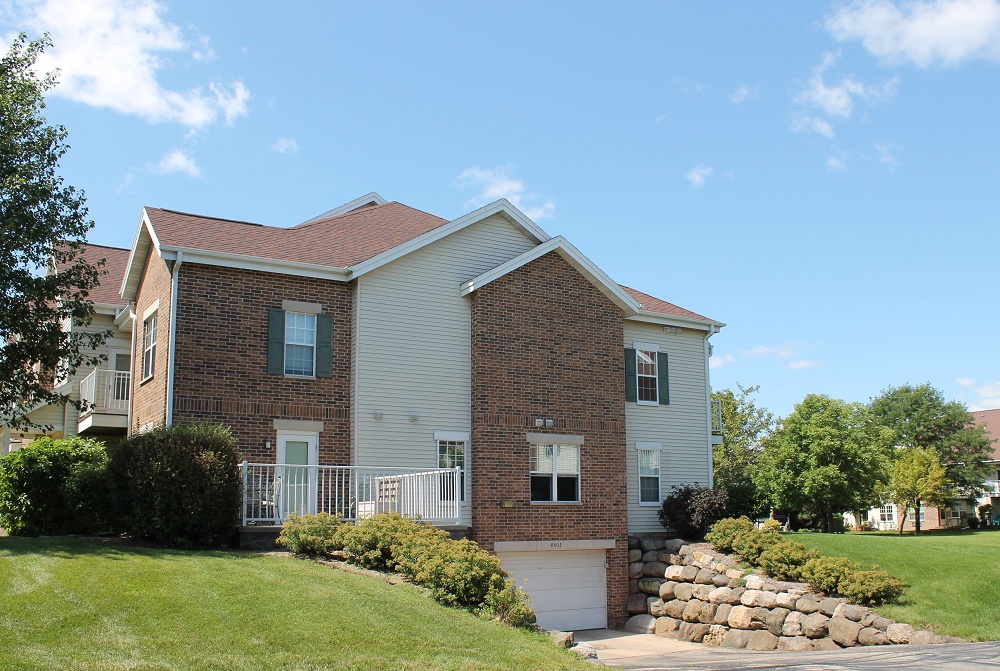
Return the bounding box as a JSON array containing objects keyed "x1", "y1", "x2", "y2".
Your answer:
[
  {"x1": 141, "y1": 312, "x2": 157, "y2": 383},
  {"x1": 632, "y1": 341, "x2": 659, "y2": 352},
  {"x1": 142, "y1": 299, "x2": 160, "y2": 321},
  {"x1": 436, "y1": 436, "x2": 468, "y2": 503},
  {"x1": 530, "y1": 443, "x2": 581, "y2": 504},
  {"x1": 636, "y1": 442, "x2": 662, "y2": 506},
  {"x1": 284, "y1": 311, "x2": 317, "y2": 378},
  {"x1": 635, "y1": 348, "x2": 659, "y2": 406},
  {"x1": 434, "y1": 430, "x2": 470, "y2": 442}
]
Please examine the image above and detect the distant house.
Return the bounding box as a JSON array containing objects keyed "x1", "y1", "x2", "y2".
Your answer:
[
  {"x1": 117, "y1": 192, "x2": 725, "y2": 630},
  {"x1": 0, "y1": 245, "x2": 133, "y2": 455}
]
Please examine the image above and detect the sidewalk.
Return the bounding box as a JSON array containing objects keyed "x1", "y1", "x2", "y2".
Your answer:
[{"x1": 574, "y1": 629, "x2": 706, "y2": 663}]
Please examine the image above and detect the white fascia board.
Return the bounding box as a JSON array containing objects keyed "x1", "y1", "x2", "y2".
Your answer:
[
  {"x1": 158, "y1": 246, "x2": 350, "y2": 282},
  {"x1": 299, "y1": 192, "x2": 387, "y2": 225},
  {"x1": 120, "y1": 209, "x2": 159, "y2": 302},
  {"x1": 92, "y1": 303, "x2": 121, "y2": 316},
  {"x1": 626, "y1": 312, "x2": 726, "y2": 332},
  {"x1": 460, "y1": 236, "x2": 643, "y2": 314},
  {"x1": 347, "y1": 199, "x2": 552, "y2": 279}
]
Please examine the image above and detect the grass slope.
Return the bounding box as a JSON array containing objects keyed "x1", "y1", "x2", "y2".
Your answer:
[
  {"x1": 0, "y1": 538, "x2": 590, "y2": 671},
  {"x1": 790, "y1": 529, "x2": 1000, "y2": 641}
]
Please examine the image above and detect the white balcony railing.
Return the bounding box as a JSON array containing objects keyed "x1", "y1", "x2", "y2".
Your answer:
[
  {"x1": 241, "y1": 462, "x2": 462, "y2": 527},
  {"x1": 79, "y1": 369, "x2": 131, "y2": 416},
  {"x1": 711, "y1": 399, "x2": 723, "y2": 435}
]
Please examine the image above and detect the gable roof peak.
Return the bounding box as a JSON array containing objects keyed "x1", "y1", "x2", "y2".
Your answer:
[{"x1": 297, "y1": 191, "x2": 388, "y2": 226}]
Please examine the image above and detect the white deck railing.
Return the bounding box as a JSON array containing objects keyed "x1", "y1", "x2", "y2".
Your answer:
[
  {"x1": 710, "y1": 399, "x2": 723, "y2": 435},
  {"x1": 79, "y1": 369, "x2": 131, "y2": 415},
  {"x1": 241, "y1": 462, "x2": 462, "y2": 527}
]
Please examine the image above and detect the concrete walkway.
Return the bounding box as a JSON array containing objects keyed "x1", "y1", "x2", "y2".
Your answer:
[{"x1": 574, "y1": 630, "x2": 1000, "y2": 671}]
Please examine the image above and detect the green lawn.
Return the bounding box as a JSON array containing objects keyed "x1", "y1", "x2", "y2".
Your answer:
[
  {"x1": 789, "y1": 528, "x2": 1000, "y2": 641},
  {"x1": 0, "y1": 537, "x2": 590, "y2": 671}
]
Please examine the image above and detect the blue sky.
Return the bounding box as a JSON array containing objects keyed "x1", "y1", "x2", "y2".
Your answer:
[{"x1": 3, "y1": 0, "x2": 999, "y2": 417}]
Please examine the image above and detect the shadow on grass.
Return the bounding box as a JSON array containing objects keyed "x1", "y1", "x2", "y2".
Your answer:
[{"x1": 0, "y1": 535, "x2": 260, "y2": 562}]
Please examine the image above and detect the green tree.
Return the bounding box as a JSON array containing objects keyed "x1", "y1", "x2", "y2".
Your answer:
[
  {"x1": 869, "y1": 384, "x2": 994, "y2": 500},
  {"x1": 759, "y1": 394, "x2": 893, "y2": 532},
  {"x1": 712, "y1": 383, "x2": 775, "y2": 518},
  {"x1": 883, "y1": 446, "x2": 953, "y2": 535},
  {"x1": 1, "y1": 34, "x2": 107, "y2": 429}
]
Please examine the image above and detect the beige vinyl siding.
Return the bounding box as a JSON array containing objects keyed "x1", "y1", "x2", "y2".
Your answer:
[
  {"x1": 624, "y1": 321, "x2": 711, "y2": 534},
  {"x1": 353, "y1": 214, "x2": 538, "y2": 522}
]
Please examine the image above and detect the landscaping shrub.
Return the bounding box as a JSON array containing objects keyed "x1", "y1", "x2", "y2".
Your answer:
[
  {"x1": 341, "y1": 512, "x2": 431, "y2": 571},
  {"x1": 705, "y1": 516, "x2": 756, "y2": 553},
  {"x1": 106, "y1": 424, "x2": 241, "y2": 546},
  {"x1": 800, "y1": 555, "x2": 859, "y2": 594},
  {"x1": 730, "y1": 526, "x2": 782, "y2": 564},
  {"x1": 839, "y1": 568, "x2": 906, "y2": 606},
  {"x1": 0, "y1": 436, "x2": 110, "y2": 536},
  {"x1": 756, "y1": 540, "x2": 821, "y2": 581},
  {"x1": 278, "y1": 512, "x2": 349, "y2": 554},
  {"x1": 478, "y1": 581, "x2": 537, "y2": 628},
  {"x1": 657, "y1": 483, "x2": 729, "y2": 539},
  {"x1": 402, "y1": 538, "x2": 508, "y2": 607}
]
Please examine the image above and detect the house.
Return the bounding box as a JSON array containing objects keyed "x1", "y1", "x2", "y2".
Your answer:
[
  {"x1": 118, "y1": 192, "x2": 724, "y2": 630},
  {"x1": 844, "y1": 407, "x2": 1000, "y2": 531},
  {"x1": 0, "y1": 244, "x2": 133, "y2": 455}
]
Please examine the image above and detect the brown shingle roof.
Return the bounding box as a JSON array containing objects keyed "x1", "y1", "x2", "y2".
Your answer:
[
  {"x1": 146, "y1": 202, "x2": 449, "y2": 269},
  {"x1": 620, "y1": 285, "x2": 716, "y2": 323},
  {"x1": 972, "y1": 408, "x2": 1000, "y2": 461},
  {"x1": 54, "y1": 243, "x2": 130, "y2": 306}
]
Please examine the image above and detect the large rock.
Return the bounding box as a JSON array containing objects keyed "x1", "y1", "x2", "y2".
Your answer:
[
  {"x1": 695, "y1": 568, "x2": 717, "y2": 584},
  {"x1": 728, "y1": 587, "x2": 746, "y2": 604},
  {"x1": 629, "y1": 562, "x2": 644, "y2": 579},
  {"x1": 829, "y1": 617, "x2": 863, "y2": 647},
  {"x1": 910, "y1": 630, "x2": 936, "y2": 646},
  {"x1": 548, "y1": 630, "x2": 574, "y2": 647},
  {"x1": 708, "y1": 587, "x2": 733, "y2": 604},
  {"x1": 629, "y1": 579, "x2": 639, "y2": 594},
  {"x1": 664, "y1": 565, "x2": 687, "y2": 581},
  {"x1": 624, "y1": 614, "x2": 657, "y2": 634},
  {"x1": 714, "y1": 604, "x2": 732, "y2": 625},
  {"x1": 658, "y1": 551, "x2": 679, "y2": 564},
  {"x1": 569, "y1": 642, "x2": 598, "y2": 659},
  {"x1": 628, "y1": 549, "x2": 643, "y2": 563},
  {"x1": 628, "y1": 536, "x2": 641, "y2": 549},
  {"x1": 777, "y1": 636, "x2": 813, "y2": 651},
  {"x1": 663, "y1": 538, "x2": 686, "y2": 554},
  {"x1": 858, "y1": 627, "x2": 887, "y2": 646},
  {"x1": 654, "y1": 616, "x2": 681, "y2": 637},
  {"x1": 640, "y1": 537, "x2": 666, "y2": 552},
  {"x1": 659, "y1": 581, "x2": 677, "y2": 600},
  {"x1": 648, "y1": 598, "x2": 668, "y2": 617},
  {"x1": 682, "y1": 599, "x2": 705, "y2": 623},
  {"x1": 627, "y1": 593, "x2": 648, "y2": 613},
  {"x1": 726, "y1": 568, "x2": 746, "y2": 580},
  {"x1": 775, "y1": 592, "x2": 799, "y2": 609},
  {"x1": 703, "y1": 624, "x2": 728, "y2": 647},
  {"x1": 861, "y1": 612, "x2": 878, "y2": 627},
  {"x1": 680, "y1": 566, "x2": 700, "y2": 582},
  {"x1": 746, "y1": 630, "x2": 779, "y2": 651},
  {"x1": 722, "y1": 629, "x2": 752, "y2": 648},
  {"x1": 712, "y1": 573, "x2": 731, "y2": 587},
  {"x1": 641, "y1": 550, "x2": 660, "y2": 563},
  {"x1": 674, "y1": 583, "x2": 694, "y2": 601},
  {"x1": 766, "y1": 608, "x2": 791, "y2": 636},
  {"x1": 643, "y1": 562, "x2": 669, "y2": 578},
  {"x1": 745, "y1": 575, "x2": 766, "y2": 590},
  {"x1": 795, "y1": 597, "x2": 821, "y2": 614},
  {"x1": 698, "y1": 603, "x2": 718, "y2": 624},
  {"x1": 727, "y1": 605, "x2": 755, "y2": 629},
  {"x1": 887, "y1": 623, "x2": 915, "y2": 644},
  {"x1": 639, "y1": 578, "x2": 666, "y2": 595},
  {"x1": 663, "y1": 599, "x2": 687, "y2": 619},
  {"x1": 812, "y1": 637, "x2": 841, "y2": 651},
  {"x1": 676, "y1": 622, "x2": 711, "y2": 643},
  {"x1": 740, "y1": 590, "x2": 777, "y2": 608},
  {"x1": 873, "y1": 617, "x2": 894, "y2": 632},
  {"x1": 833, "y1": 603, "x2": 867, "y2": 622},
  {"x1": 819, "y1": 598, "x2": 845, "y2": 616},
  {"x1": 802, "y1": 612, "x2": 830, "y2": 639},
  {"x1": 692, "y1": 584, "x2": 715, "y2": 601},
  {"x1": 782, "y1": 612, "x2": 805, "y2": 637}
]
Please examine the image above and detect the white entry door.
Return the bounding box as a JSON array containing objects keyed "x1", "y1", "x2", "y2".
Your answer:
[
  {"x1": 497, "y1": 549, "x2": 608, "y2": 631},
  {"x1": 277, "y1": 432, "x2": 318, "y2": 521}
]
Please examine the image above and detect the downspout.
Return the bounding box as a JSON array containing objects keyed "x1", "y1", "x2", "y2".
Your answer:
[
  {"x1": 166, "y1": 250, "x2": 183, "y2": 426},
  {"x1": 703, "y1": 325, "x2": 717, "y2": 488},
  {"x1": 126, "y1": 305, "x2": 136, "y2": 435}
]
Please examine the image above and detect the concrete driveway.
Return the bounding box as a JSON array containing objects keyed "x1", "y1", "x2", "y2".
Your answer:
[{"x1": 575, "y1": 630, "x2": 1000, "y2": 671}]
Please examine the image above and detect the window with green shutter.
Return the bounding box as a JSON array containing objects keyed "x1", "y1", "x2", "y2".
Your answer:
[
  {"x1": 625, "y1": 346, "x2": 669, "y2": 405},
  {"x1": 267, "y1": 308, "x2": 333, "y2": 377}
]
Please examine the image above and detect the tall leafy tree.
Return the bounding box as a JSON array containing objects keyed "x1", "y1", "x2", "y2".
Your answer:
[
  {"x1": 712, "y1": 383, "x2": 775, "y2": 518},
  {"x1": 883, "y1": 446, "x2": 953, "y2": 535},
  {"x1": 870, "y1": 384, "x2": 994, "y2": 498},
  {"x1": 1, "y1": 34, "x2": 107, "y2": 429},
  {"x1": 759, "y1": 394, "x2": 893, "y2": 532}
]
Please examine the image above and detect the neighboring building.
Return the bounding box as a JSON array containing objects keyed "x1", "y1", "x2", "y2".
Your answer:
[
  {"x1": 118, "y1": 192, "x2": 724, "y2": 630},
  {"x1": 973, "y1": 408, "x2": 1000, "y2": 522},
  {"x1": 1, "y1": 245, "x2": 133, "y2": 455}
]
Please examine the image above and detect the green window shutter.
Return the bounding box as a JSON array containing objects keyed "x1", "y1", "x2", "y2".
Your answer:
[
  {"x1": 267, "y1": 308, "x2": 285, "y2": 375},
  {"x1": 624, "y1": 348, "x2": 637, "y2": 402},
  {"x1": 316, "y1": 313, "x2": 333, "y2": 378},
  {"x1": 657, "y1": 352, "x2": 670, "y2": 405}
]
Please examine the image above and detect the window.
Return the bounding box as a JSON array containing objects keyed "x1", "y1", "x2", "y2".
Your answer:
[
  {"x1": 637, "y1": 444, "x2": 661, "y2": 504},
  {"x1": 530, "y1": 444, "x2": 579, "y2": 502},
  {"x1": 879, "y1": 504, "x2": 894, "y2": 522},
  {"x1": 141, "y1": 313, "x2": 157, "y2": 380},
  {"x1": 636, "y1": 350, "x2": 658, "y2": 403},
  {"x1": 625, "y1": 344, "x2": 669, "y2": 405},
  {"x1": 269, "y1": 308, "x2": 333, "y2": 378},
  {"x1": 284, "y1": 312, "x2": 316, "y2": 376},
  {"x1": 438, "y1": 440, "x2": 466, "y2": 501}
]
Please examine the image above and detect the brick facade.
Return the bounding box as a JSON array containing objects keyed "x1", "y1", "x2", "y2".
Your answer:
[
  {"x1": 170, "y1": 264, "x2": 352, "y2": 464},
  {"x1": 131, "y1": 248, "x2": 172, "y2": 432},
  {"x1": 470, "y1": 251, "x2": 629, "y2": 628}
]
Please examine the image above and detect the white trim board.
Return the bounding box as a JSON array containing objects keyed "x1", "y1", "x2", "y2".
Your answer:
[{"x1": 298, "y1": 192, "x2": 387, "y2": 225}]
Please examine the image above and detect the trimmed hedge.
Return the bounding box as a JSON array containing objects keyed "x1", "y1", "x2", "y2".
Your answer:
[
  {"x1": 277, "y1": 512, "x2": 348, "y2": 554},
  {"x1": 756, "y1": 540, "x2": 820, "y2": 581},
  {"x1": 0, "y1": 436, "x2": 110, "y2": 536},
  {"x1": 800, "y1": 555, "x2": 858, "y2": 594},
  {"x1": 704, "y1": 516, "x2": 755, "y2": 553},
  {"x1": 106, "y1": 424, "x2": 241, "y2": 547}
]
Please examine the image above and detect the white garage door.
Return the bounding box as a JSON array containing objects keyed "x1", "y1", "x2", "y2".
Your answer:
[{"x1": 497, "y1": 549, "x2": 607, "y2": 631}]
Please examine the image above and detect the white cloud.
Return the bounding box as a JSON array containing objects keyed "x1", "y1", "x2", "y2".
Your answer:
[
  {"x1": 792, "y1": 52, "x2": 898, "y2": 138},
  {"x1": 6, "y1": 0, "x2": 249, "y2": 128},
  {"x1": 271, "y1": 137, "x2": 300, "y2": 154},
  {"x1": 957, "y1": 377, "x2": 978, "y2": 388},
  {"x1": 743, "y1": 343, "x2": 804, "y2": 359},
  {"x1": 827, "y1": 153, "x2": 848, "y2": 171},
  {"x1": 792, "y1": 115, "x2": 836, "y2": 139},
  {"x1": 687, "y1": 165, "x2": 713, "y2": 188},
  {"x1": 710, "y1": 353, "x2": 737, "y2": 369},
  {"x1": 149, "y1": 148, "x2": 200, "y2": 177},
  {"x1": 730, "y1": 84, "x2": 759, "y2": 104},
  {"x1": 959, "y1": 378, "x2": 1000, "y2": 410},
  {"x1": 457, "y1": 164, "x2": 555, "y2": 220},
  {"x1": 874, "y1": 142, "x2": 899, "y2": 168},
  {"x1": 827, "y1": 0, "x2": 1000, "y2": 67},
  {"x1": 788, "y1": 359, "x2": 819, "y2": 370}
]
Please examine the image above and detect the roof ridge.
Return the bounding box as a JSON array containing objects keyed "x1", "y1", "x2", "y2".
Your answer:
[
  {"x1": 152, "y1": 207, "x2": 265, "y2": 227},
  {"x1": 292, "y1": 200, "x2": 399, "y2": 229},
  {"x1": 79, "y1": 243, "x2": 131, "y2": 252}
]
